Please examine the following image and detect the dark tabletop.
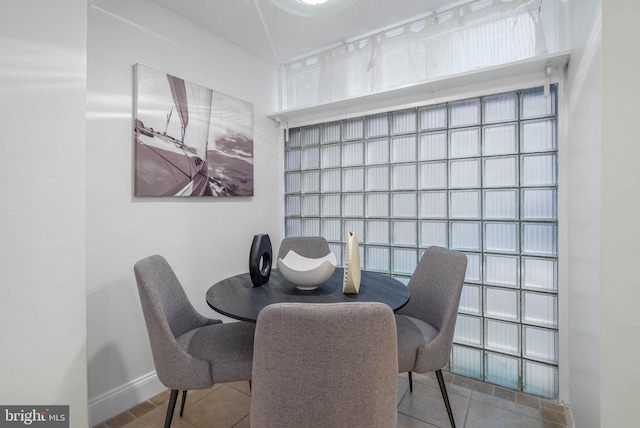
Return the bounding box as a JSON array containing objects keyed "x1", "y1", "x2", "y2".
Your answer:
[{"x1": 206, "y1": 268, "x2": 411, "y2": 322}]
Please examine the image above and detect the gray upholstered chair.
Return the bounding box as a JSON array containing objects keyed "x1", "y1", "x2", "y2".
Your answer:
[
  {"x1": 133, "y1": 255, "x2": 255, "y2": 428},
  {"x1": 395, "y1": 246, "x2": 467, "y2": 428},
  {"x1": 276, "y1": 236, "x2": 331, "y2": 262},
  {"x1": 250, "y1": 302, "x2": 398, "y2": 428}
]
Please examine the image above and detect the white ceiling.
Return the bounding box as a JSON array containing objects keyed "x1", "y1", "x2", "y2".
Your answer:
[{"x1": 147, "y1": 0, "x2": 462, "y2": 64}]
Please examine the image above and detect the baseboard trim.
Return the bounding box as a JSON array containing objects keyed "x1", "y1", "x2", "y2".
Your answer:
[{"x1": 88, "y1": 371, "x2": 165, "y2": 426}]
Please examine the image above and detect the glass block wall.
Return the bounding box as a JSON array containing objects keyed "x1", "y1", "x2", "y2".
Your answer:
[{"x1": 283, "y1": 85, "x2": 559, "y2": 398}]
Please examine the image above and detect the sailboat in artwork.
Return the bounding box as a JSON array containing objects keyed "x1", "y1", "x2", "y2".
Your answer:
[
  {"x1": 134, "y1": 64, "x2": 254, "y2": 197},
  {"x1": 166, "y1": 73, "x2": 213, "y2": 196}
]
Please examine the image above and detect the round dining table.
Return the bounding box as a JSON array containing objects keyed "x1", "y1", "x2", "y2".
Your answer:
[{"x1": 206, "y1": 268, "x2": 410, "y2": 322}]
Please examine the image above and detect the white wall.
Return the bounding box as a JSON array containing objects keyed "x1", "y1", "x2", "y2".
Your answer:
[
  {"x1": 565, "y1": 0, "x2": 602, "y2": 426},
  {"x1": 0, "y1": 1, "x2": 88, "y2": 426},
  {"x1": 600, "y1": 1, "x2": 640, "y2": 426},
  {"x1": 567, "y1": 0, "x2": 640, "y2": 426},
  {"x1": 86, "y1": 0, "x2": 281, "y2": 423}
]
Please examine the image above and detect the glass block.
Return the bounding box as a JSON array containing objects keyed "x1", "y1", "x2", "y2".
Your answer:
[
  {"x1": 301, "y1": 171, "x2": 319, "y2": 193},
  {"x1": 391, "y1": 164, "x2": 417, "y2": 190},
  {"x1": 521, "y1": 85, "x2": 557, "y2": 119},
  {"x1": 524, "y1": 361, "x2": 558, "y2": 398},
  {"x1": 342, "y1": 193, "x2": 364, "y2": 217},
  {"x1": 485, "y1": 319, "x2": 520, "y2": 355},
  {"x1": 329, "y1": 243, "x2": 343, "y2": 267},
  {"x1": 484, "y1": 222, "x2": 518, "y2": 253},
  {"x1": 418, "y1": 104, "x2": 447, "y2": 130},
  {"x1": 521, "y1": 119, "x2": 557, "y2": 153},
  {"x1": 450, "y1": 221, "x2": 481, "y2": 251},
  {"x1": 485, "y1": 352, "x2": 520, "y2": 389},
  {"x1": 342, "y1": 117, "x2": 364, "y2": 140},
  {"x1": 301, "y1": 126, "x2": 320, "y2": 145},
  {"x1": 521, "y1": 154, "x2": 557, "y2": 186},
  {"x1": 419, "y1": 221, "x2": 448, "y2": 248},
  {"x1": 484, "y1": 189, "x2": 518, "y2": 220},
  {"x1": 366, "y1": 165, "x2": 389, "y2": 191},
  {"x1": 524, "y1": 326, "x2": 558, "y2": 364},
  {"x1": 483, "y1": 92, "x2": 518, "y2": 123},
  {"x1": 419, "y1": 131, "x2": 448, "y2": 160},
  {"x1": 366, "y1": 220, "x2": 390, "y2": 245},
  {"x1": 342, "y1": 141, "x2": 364, "y2": 166},
  {"x1": 454, "y1": 315, "x2": 483, "y2": 346},
  {"x1": 450, "y1": 190, "x2": 481, "y2": 219},
  {"x1": 522, "y1": 257, "x2": 557, "y2": 291},
  {"x1": 449, "y1": 159, "x2": 480, "y2": 188},
  {"x1": 522, "y1": 189, "x2": 557, "y2": 220},
  {"x1": 392, "y1": 220, "x2": 417, "y2": 246},
  {"x1": 321, "y1": 169, "x2": 341, "y2": 193},
  {"x1": 419, "y1": 191, "x2": 448, "y2": 218},
  {"x1": 391, "y1": 136, "x2": 417, "y2": 163},
  {"x1": 366, "y1": 193, "x2": 389, "y2": 217},
  {"x1": 342, "y1": 219, "x2": 364, "y2": 243},
  {"x1": 321, "y1": 121, "x2": 340, "y2": 143},
  {"x1": 301, "y1": 218, "x2": 320, "y2": 236},
  {"x1": 301, "y1": 194, "x2": 320, "y2": 216},
  {"x1": 321, "y1": 194, "x2": 341, "y2": 217},
  {"x1": 483, "y1": 124, "x2": 518, "y2": 156},
  {"x1": 392, "y1": 109, "x2": 417, "y2": 134},
  {"x1": 366, "y1": 138, "x2": 389, "y2": 164},
  {"x1": 522, "y1": 223, "x2": 557, "y2": 256},
  {"x1": 484, "y1": 254, "x2": 519, "y2": 287},
  {"x1": 450, "y1": 345, "x2": 483, "y2": 379},
  {"x1": 392, "y1": 248, "x2": 418, "y2": 275},
  {"x1": 465, "y1": 252, "x2": 482, "y2": 283},
  {"x1": 342, "y1": 168, "x2": 364, "y2": 192},
  {"x1": 287, "y1": 128, "x2": 301, "y2": 148},
  {"x1": 392, "y1": 192, "x2": 417, "y2": 218},
  {"x1": 483, "y1": 156, "x2": 518, "y2": 187},
  {"x1": 449, "y1": 98, "x2": 481, "y2": 127},
  {"x1": 419, "y1": 161, "x2": 447, "y2": 189},
  {"x1": 321, "y1": 144, "x2": 341, "y2": 168},
  {"x1": 301, "y1": 147, "x2": 319, "y2": 169},
  {"x1": 285, "y1": 171, "x2": 300, "y2": 193},
  {"x1": 459, "y1": 284, "x2": 482, "y2": 315},
  {"x1": 321, "y1": 218, "x2": 341, "y2": 242},
  {"x1": 523, "y1": 292, "x2": 558, "y2": 328},
  {"x1": 285, "y1": 195, "x2": 300, "y2": 217},
  {"x1": 449, "y1": 128, "x2": 480, "y2": 158},
  {"x1": 366, "y1": 246, "x2": 390, "y2": 272},
  {"x1": 285, "y1": 218, "x2": 301, "y2": 236},
  {"x1": 484, "y1": 287, "x2": 519, "y2": 321},
  {"x1": 366, "y1": 113, "x2": 389, "y2": 138},
  {"x1": 285, "y1": 149, "x2": 300, "y2": 171}
]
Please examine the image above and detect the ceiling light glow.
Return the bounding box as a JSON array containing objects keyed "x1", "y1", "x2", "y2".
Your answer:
[
  {"x1": 297, "y1": 0, "x2": 329, "y2": 5},
  {"x1": 273, "y1": 0, "x2": 356, "y2": 17}
]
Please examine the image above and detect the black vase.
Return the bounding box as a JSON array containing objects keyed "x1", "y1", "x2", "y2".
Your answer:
[{"x1": 249, "y1": 234, "x2": 272, "y2": 287}]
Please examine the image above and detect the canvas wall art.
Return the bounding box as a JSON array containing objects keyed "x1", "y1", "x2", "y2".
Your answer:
[{"x1": 134, "y1": 64, "x2": 254, "y2": 196}]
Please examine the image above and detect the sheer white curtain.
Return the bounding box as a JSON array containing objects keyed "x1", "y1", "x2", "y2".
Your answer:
[{"x1": 282, "y1": 0, "x2": 548, "y2": 110}]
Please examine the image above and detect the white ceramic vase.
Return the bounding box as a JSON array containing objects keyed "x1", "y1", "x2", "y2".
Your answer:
[{"x1": 343, "y1": 231, "x2": 361, "y2": 294}]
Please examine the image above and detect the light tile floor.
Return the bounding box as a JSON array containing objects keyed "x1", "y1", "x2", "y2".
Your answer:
[{"x1": 95, "y1": 372, "x2": 572, "y2": 428}]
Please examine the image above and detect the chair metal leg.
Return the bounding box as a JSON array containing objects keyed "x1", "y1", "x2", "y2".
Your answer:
[
  {"x1": 408, "y1": 372, "x2": 413, "y2": 393},
  {"x1": 164, "y1": 389, "x2": 179, "y2": 428},
  {"x1": 435, "y1": 370, "x2": 455, "y2": 428},
  {"x1": 179, "y1": 390, "x2": 188, "y2": 417}
]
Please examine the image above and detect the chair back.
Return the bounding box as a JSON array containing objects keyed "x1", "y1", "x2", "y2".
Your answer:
[
  {"x1": 250, "y1": 302, "x2": 398, "y2": 428},
  {"x1": 133, "y1": 255, "x2": 214, "y2": 390},
  {"x1": 398, "y1": 246, "x2": 467, "y2": 342},
  {"x1": 277, "y1": 236, "x2": 331, "y2": 261}
]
